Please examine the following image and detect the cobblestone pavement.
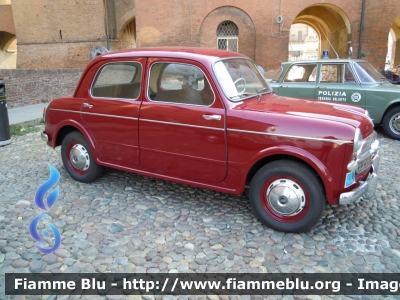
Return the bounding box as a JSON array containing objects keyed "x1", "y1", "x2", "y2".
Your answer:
[{"x1": 0, "y1": 127, "x2": 400, "y2": 300}]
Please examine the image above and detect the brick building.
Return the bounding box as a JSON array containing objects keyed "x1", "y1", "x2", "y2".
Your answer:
[
  {"x1": 1, "y1": 0, "x2": 400, "y2": 107},
  {"x1": 1, "y1": 0, "x2": 400, "y2": 71}
]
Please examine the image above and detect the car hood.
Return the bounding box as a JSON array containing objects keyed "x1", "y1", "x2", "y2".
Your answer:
[
  {"x1": 364, "y1": 81, "x2": 400, "y2": 91},
  {"x1": 232, "y1": 93, "x2": 374, "y2": 139}
]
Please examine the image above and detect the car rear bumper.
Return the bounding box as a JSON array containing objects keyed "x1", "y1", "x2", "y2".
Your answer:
[
  {"x1": 339, "y1": 151, "x2": 379, "y2": 205},
  {"x1": 41, "y1": 131, "x2": 48, "y2": 142}
]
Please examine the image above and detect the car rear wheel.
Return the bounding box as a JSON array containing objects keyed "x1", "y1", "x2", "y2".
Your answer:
[
  {"x1": 382, "y1": 106, "x2": 400, "y2": 140},
  {"x1": 61, "y1": 132, "x2": 103, "y2": 183},
  {"x1": 249, "y1": 160, "x2": 325, "y2": 233}
]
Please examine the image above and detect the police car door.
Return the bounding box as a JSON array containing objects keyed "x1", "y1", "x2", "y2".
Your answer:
[{"x1": 315, "y1": 63, "x2": 366, "y2": 108}]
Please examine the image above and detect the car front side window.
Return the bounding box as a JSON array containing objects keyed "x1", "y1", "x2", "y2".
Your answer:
[
  {"x1": 344, "y1": 64, "x2": 356, "y2": 83},
  {"x1": 148, "y1": 62, "x2": 214, "y2": 106}
]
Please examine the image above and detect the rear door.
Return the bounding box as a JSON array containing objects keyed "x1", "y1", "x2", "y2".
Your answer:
[
  {"x1": 275, "y1": 63, "x2": 318, "y2": 99},
  {"x1": 138, "y1": 58, "x2": 227, "y2": 184},
  {"x1": 81, "y1": 59, "x2": 146, "y2": 168},
  {"x1": 314, "y1": 63, "x2": 366, "y2": 107}
]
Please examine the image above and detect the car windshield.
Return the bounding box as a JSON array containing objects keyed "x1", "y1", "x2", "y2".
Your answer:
[
  {"x1": 353, "y1": 61, "x2": 387, "y2": 83},
  {"x1": 213, "y1": 58, "x2": 271, "y2": 102}
]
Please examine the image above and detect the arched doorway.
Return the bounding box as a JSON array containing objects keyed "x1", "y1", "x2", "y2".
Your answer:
[
  {"x1": 388, "y1": 15, "x2": 400, "y2": 68},
  {"x1": 0, "y1": 31, "x2": 16, "y2": 69},
  {"x1": 118, "y1": 18, "x2": 137, "y2": 50},
  {"x1": 288, "y1": 24, "x2": 319, "y2": 60},
  {"x1": 291, "y1": 4, "x2": 351, "y2": 59}
]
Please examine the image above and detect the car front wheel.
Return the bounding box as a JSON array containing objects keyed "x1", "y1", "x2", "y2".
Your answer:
[
  {"x1": 249, "y1": 160, "x2": 325, "y2": 233},
  {"x1": 61, "y1": 132, "x2": 103, "y2": 183},
  {"x1": 382, "y1": 106, "x2": 400, "y2": 140}
]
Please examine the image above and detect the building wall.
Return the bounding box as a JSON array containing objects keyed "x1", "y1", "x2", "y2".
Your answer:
[
  {"x1": 362, "y1": 1, "x2": 400, "y2": 67},
  {"x1": 0, "y1": 69, "x2": 83, "y2": 108},
  {"x1": 0, "y1": 4, "x2": 15, "y2": 35},
  {"x1": 11, "y1": 0, "x2": 105, "y2": 68},
  {"x1": 4, "y1": 0, "x2": 400, "y2": 72}
]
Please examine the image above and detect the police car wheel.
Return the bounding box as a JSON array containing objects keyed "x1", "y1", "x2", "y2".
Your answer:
[{"x1": 382, "y1": 106, "x2": 400, "y2": 140}]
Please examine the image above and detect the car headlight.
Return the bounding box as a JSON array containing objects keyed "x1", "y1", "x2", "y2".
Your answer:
[{"x1": 353, "y1": 128, "x2": 363, "y2": 154}]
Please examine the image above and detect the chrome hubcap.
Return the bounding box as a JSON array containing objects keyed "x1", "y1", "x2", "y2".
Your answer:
[
  {"x1": 389, "y1": 113, "x2": 400, "y2": 134},
  {"x1": 267, "y1": 179, "x2": 306, "y2": 216},
  {"x1": 69, "y1": 144, "x2": 90, "y2": 171}
]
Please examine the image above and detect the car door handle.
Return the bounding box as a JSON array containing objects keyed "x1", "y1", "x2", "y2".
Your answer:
[
  {"x1": 83, "y1": 103, "x2": 93, "y2": 108},
  {"x1": 202, "y1": 114, "x2": 221, "y2": 121}
]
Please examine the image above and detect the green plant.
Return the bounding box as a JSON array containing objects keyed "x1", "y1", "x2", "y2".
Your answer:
[{"x1": 9, "y1": 124, "x2": 41, "y2": 136}]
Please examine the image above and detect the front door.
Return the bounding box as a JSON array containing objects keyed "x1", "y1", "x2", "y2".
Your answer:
[
  {"x1": 314, "y1": 63, "x2": 366, "y2": 108},
  {"x1": 139, "y1": 59, "x2": 227, "y2": 184},
  {"x1": 81, "y1": 59, "x2": 145, "y2": 168}
]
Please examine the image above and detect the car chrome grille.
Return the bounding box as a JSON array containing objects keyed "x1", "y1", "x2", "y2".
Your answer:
[{"x1": 356, "y1": 132, "x2": 378, "y2": 174}]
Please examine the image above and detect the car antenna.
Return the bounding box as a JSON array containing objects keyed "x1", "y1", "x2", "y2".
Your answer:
[{"x1": 316, "y1": 22, "x2": 339, "y2": 59}]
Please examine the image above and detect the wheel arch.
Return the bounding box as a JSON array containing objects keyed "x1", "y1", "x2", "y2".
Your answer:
[
  {"x1": 381, "y1": 101, "x2": 400, "y2": 123},
  {"x1": 53, "y1": 121, "x2": 98, "y2": 161},
  {"x1": 244, "y1": 147, "x2": 333, "y2": 203}
]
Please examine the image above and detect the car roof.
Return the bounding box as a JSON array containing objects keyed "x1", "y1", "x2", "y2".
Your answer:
[
  {"x1": 282, "y1": 58, "x2": 367, "y2": 65},
  {"x1": 97, "y1": 47, "x2": 248, "y2": 62}
]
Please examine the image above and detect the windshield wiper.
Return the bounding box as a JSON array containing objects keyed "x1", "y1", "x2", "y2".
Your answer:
[
  {"x1": 228, "y1": 92, "x2": 257, "y2": 101},
  {"x1": 256, "y1": 87, "x2": 271, "y2": 99}
]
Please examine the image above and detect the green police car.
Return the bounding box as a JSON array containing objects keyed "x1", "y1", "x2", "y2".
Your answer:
[{"x1": 269, "y1": 59, "x2": 400, "y2": 140}]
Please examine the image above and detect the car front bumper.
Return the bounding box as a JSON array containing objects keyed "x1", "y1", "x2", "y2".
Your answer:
[{"x1": 339, "y1": 150, "x2": 380, "y2": 205}]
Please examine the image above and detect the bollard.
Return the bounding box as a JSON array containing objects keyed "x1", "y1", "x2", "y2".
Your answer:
[{"x1": 0, "y1": 80, "x2": 11, "y2": 146}]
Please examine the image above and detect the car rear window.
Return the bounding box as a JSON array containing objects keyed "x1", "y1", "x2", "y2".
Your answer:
[{"x1": 91, "y1": 62, "x2": 142, "y2": 99}]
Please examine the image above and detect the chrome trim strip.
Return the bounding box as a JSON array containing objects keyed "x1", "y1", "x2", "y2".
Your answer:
[
  {"x1": 49, "y1": 108, "x2": 138, "y2": 120},
  {"x1": 227, "y1": 128, "x2": 351, "y2": 145},
  {"x1": 80, "y1": 111, "x2": 138, "y2": 120},
  {"x1": 141, "y1": 118, "x2": 224, "y2": 131},
  {"x1": 49, "y1": 108, "x2": 80, "y2": 114}
]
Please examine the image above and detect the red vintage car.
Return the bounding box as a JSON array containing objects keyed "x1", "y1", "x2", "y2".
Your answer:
[{"x1": 42, "y1": 47, "x2": 380, "y2": 233}]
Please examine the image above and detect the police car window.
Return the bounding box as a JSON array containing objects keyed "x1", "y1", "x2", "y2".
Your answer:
[
  {"x1": 344, "y1": 64, "x2": 356, "y2": 83},
  {"x1": 320, "y1": 64, "x2": 345, "y2": 83},
  {"x1": 284, "y1": 64, "x2": 317, "y2": 82}
]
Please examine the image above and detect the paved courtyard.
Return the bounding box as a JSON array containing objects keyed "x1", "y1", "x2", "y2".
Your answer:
[{"x1": 0, "y1": 127, "x2": 400, "y2": 299}]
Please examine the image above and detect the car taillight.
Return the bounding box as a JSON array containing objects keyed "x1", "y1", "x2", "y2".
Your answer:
[{"x1": 43, "y1": 106, "x2": 47, "y2": 123}]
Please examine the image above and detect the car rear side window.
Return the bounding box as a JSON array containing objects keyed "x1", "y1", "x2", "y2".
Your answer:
[
  {"x1": 148, "y1": 62, "x2": 214, "y2": 106},
  {"x1": 284, "y1": 64, "x2": 317, "y2": 82},
  {"x1": 91, "y1": 62, "x2": 142, "y2": 99}
]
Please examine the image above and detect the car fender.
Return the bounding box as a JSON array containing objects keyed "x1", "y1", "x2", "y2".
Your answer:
[
  {"x1": 52, "y1": 119, "x2": 100, "y2": 162},
  {"x1": 244, "y1": 145, "x2": 335, "y2": 202},
  {"x1": 380, "y1": 98, "x2": 400, "y2": 122}
]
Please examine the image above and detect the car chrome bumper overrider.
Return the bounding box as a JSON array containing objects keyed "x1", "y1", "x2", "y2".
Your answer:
[
  {"x1": 339, "y1": 150, "x2": 380, "y2": 205},
  {"x1": 41, "y1": 131, "x2": 48, "y2": 142}
]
